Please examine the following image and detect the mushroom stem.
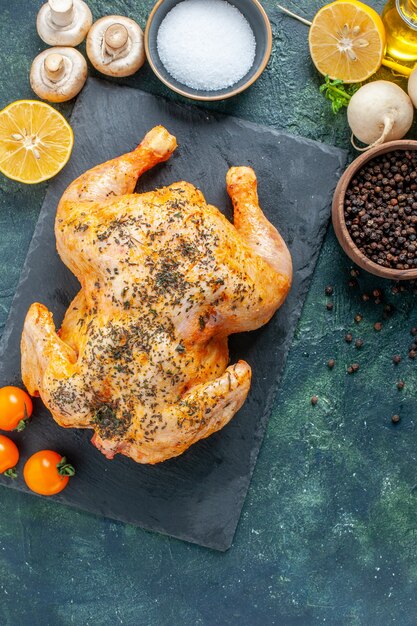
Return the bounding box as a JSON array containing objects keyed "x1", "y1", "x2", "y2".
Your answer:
[
  {"x1": 44, "y1": 53, "x2": 66, "y2": 82},
  {"x1": 104, "y1": 23, "x2": 129, "y2": 54},
  {"x1": 49, "y1": 0, "x2": 74, "y2": 27}
]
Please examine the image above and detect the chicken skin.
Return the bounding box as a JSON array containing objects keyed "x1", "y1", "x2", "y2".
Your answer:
[{"x1": 21, "y1": 126, "x2": 292, "y2": 464}]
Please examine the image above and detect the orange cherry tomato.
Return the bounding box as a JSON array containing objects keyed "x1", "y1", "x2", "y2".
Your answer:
[
  {"x1": 0, "y1": 435, "x2": 19, "y2": 477},
  {"x1": 0, "y1": 386, "x2": 33, "y2": 431},
  {"x1": 23, "y1": 450, "x2": 75, "y2": 496}
]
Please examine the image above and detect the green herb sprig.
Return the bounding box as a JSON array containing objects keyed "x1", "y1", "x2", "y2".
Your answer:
[{"x1": 319, "y1": 76, "x2": 360, "y2": 114}]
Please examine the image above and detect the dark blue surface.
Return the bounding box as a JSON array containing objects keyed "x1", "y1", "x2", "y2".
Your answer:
[{"x1": 1, "y1": 1, "x2": 417, "y2": 624}]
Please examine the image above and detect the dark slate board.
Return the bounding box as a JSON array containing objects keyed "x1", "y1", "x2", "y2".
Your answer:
[{"x1": 0, "y1": 79, "x2": 346, "y2": 550}]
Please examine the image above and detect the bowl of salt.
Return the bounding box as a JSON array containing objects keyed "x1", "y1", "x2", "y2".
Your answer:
[{"x1": 145, "y1": 0, "x2": 272, "y2": 101}]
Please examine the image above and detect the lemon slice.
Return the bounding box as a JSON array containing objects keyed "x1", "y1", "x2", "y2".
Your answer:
[
  {"x1": 0, "y1": 100, "x2": 74, "y2": 184},
  {"x1": 309, "y1": 0, "x2": 386, "y2": 83}
]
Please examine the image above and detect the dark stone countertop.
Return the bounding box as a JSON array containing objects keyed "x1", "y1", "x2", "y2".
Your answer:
[{"x1": 1, "y1": 1, "x2": 417, "y2": 624}]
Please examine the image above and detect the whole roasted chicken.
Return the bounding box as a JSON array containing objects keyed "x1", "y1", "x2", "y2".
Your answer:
[{"x1": 21, "y1": 126, "x2": 292, "y2": 464}]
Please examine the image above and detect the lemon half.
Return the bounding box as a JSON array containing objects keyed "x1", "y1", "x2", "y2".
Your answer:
[
  {"x1": 309, "y1": 1, "x2": 386, "y2": 83},
  {"x1": 0, "y1": 100, "x2": 74, "y2": 184}
]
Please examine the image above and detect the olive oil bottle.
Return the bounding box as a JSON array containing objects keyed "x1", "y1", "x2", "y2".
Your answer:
[{"x1": 382, "y1": 0, "x2": 417, "y2": 61}]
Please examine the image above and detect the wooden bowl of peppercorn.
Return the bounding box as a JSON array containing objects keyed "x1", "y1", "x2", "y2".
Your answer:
[{"x1": 332, "y1": 140, "x2": 417, "y2": 280}]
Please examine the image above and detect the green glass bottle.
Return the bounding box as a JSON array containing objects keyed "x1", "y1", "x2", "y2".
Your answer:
[{"x1": 382, "y1": 0, "x2": 417, "y2": 61}]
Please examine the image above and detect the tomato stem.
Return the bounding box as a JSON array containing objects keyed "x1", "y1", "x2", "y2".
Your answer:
[
  {"x1": 57, "y1": 457, "x2": 75, "y2": 477},
  {"x1": 4, "y1": 468, "x2": 17, "y2": 479},
  {"x1": 14, "y1": 404, "x2": 31, "y2": 432}
]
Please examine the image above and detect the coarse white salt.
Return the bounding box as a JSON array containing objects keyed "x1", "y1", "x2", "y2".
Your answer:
[{"x1": 157, "y1": 0, "x2": 257, "y2": 92}]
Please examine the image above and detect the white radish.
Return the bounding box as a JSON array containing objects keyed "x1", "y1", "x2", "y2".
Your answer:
[
  {"x1": 408, "y1": 67, "x2": 417, "y2": 109},
  {"x1": 347, "y1": 81, "x2": 414, "y2": 151}
]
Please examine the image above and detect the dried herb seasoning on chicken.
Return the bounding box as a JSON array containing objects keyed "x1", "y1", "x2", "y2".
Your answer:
[{"x1": 21, "y1": 126, "x2": 292, "y2": 464}]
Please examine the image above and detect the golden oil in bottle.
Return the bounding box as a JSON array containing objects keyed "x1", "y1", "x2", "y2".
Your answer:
[{"x1": 382, "y1": 0, "x2": 417, "y2": 61}]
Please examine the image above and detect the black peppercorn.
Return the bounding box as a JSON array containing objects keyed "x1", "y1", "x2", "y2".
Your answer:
[
  {"x1": 397, "y1": 381, "x2": 405, "y2": 390},
  {"x1": 327, "y1": 359, "x2": 335, "y2": 369},
  {"x1": 383, "y1": 304, "x2": 394, "y2": 318},
  {"x1": 347, "y1": 363, "x2": 360, "y2": 374},
  {"x1": 345, "y1": 333, "x2": 353, "y2": 343},
  {"x1": 344, "y1": 151, "x2": 417, "y2": 270},
  {"x1": 311, "y1": 396, "x2": 318, "y2": 406},
  {"x1": 355, "y1": 339, "x2": 363, "y2": 349},
  {"x1": 392, "y1": 355, "x2": 401, "y2": 364},
  {"x1": 374, "y1": 322, "x2": 383, "y2": 331},
  {"x1": 326, "y1": 302, "x2": 334, "y2": 311},
  {"x1": 391, "y1": 414, "x2": 401, "y2": 424},
  {"x1": 325, "y1": 286, "x2": 334, "y2": 296}
]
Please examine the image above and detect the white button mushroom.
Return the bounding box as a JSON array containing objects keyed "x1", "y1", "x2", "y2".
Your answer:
[
  {"x1": 86, "y1": 16, "x2": 145, "y2": 78},
  {"x1": 30, "y1": 48, "x2": 87, "y2": 102},
  {"x1": 37, "y1": 0, "x2": 92, "y2": 47}
]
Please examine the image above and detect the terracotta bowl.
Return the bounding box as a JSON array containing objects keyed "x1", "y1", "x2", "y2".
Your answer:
[
  {"x1": 332, "y1": 140, "x2": 417, "y2": 281},
  {"x1": 145, "y1": 0, "x2": 272, "y2": 101}
]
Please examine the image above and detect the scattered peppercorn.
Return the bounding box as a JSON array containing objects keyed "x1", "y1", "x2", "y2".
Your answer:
[
  {"x1": 397, "y1": 380, "x2": 405, "y2": 390},
  {"x1": 344, "y1": 151, "x2": 417, "y2": 270},
  {"x1": 393, "y1": 355, "x2": 402, "y2": 364},
  {"x1": 326, "y1": 302, "x2": 334, "y2": 311},
  {"x1": 348, "y1": 279, "x2": 358, "y2": 288},
  {"x1": 409, "y1": 350, "x2": 416, "y2": 359},
  {"x1": 327, "y1": 359, "x2": 335, "y2": 369},
  {"x1": 347, "y1": 363, "x2": 360, "y2": 374},
  {"x1": 355, "y1": 339, "x2": 363, "y2": 349},
  {"x1": 350, "y1": 268, "x2": 360, "y2": 277},
  {"x1": 383, "y1": 304, "x2": 394, "y2": 319},
  {"x1": 325, "y1": 286, "x2": 334, "y2": 296},
  {"x1": 345, "y1": 333, "x2": 353, "y2": 343},
  {"x1": 411, "y1": 327, "x2": 417, "y2": 337},
  {"x1": 311, "y1": 396, "x2": 318, "y2": 406},
  {"x1": 374, "y1": 322, "x2": 383, "y2": 331},
  {"x1": 354, "y1": 314, "x2": 363, "y2": 323},
  {"x1": 362, "y1": 293, "x2": 370, "y2": 302},
  {"x1": 347, "y1": 366, "x2": 353, "y2": 375},
  {"x1": 373, "y1": 289, "x2": 382, "y2": 298},
  {"x1": 391, "y1": 414, "x2": 401, "y2": 424}
]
